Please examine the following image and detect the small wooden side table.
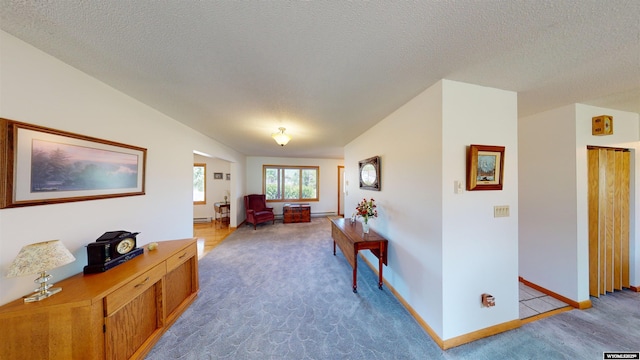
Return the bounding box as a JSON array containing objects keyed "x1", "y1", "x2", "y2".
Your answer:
[
  {"x1": 214, "y1": 202, "x2": 230, "y2": 227},
  {"x1": 330, "y1": 217, "x2": 388, "y2": 293}
]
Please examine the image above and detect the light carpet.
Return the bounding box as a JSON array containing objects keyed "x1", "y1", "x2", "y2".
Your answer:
[{"x1": 146, "y1": 218, "x2": 640, "y2": 359}]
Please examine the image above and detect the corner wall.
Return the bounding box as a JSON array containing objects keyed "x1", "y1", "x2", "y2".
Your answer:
[
  {"x1": 345, "y1": 79, "x2": 519, "y2": 342},
  {"x1": 441, "y1": 80, "x2": 519, "y2": 339},
  {"x1": 519, "y1": 105, "x2": 580, "y2": 299},
  {"x1": 519, "y1": 104, "x2": 640, "y2": 302},
  {"x1": 345, "y1": 80, "x2": 444, "y2": 336},
  {"x1": 0, "y1": 31, "x2": 245, "y2": 305}
]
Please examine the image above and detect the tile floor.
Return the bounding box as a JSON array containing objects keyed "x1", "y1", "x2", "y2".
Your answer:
[{"x1": 519, "y1": 282, "x2": 570, "y2": 319}]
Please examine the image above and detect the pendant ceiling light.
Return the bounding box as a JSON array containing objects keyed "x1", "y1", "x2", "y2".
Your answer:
[{"x1": 272, "y1": 127, "x2": 291, "y2": 146}]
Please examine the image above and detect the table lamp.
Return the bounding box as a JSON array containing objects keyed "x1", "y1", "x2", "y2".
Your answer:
[{"x1": 6, "y1": 240, "x2": 76, "y2": 303}]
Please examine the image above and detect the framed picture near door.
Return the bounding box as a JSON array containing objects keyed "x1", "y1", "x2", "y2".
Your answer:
[{"x1": 466, "y1": 144, "x2": 505, "y2": 191}]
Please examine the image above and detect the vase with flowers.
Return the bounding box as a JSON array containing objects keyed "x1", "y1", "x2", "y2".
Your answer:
[{"x1": 356, "y1": 198, "x2": 378, "y2": 233}]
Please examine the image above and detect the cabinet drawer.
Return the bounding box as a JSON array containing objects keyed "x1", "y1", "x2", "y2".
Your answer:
[
  {"x1": 104, "y1": 263, "x2": 165, "y2": 315},
  {"x1": 166, "y1": 243, "x2": 197, "y2": 272}
]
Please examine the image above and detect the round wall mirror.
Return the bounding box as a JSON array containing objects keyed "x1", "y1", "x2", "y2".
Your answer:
[
  {"x1": 358, "y1": 156, "x2": 380, "y2": 191},
  {"x1": 360, "y1": 163, "x2": 377, "y2": 186}
]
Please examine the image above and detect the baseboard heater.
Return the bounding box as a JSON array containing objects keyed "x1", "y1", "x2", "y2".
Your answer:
[
  {"x1": 275, "y1": 211, "x2": 337, "y2": 219},
  {"x1": 193, "y1": 217, "x2": 210, "y2": 223},
  {"x1": 311, "y1": 211, "x2": 337, "y2": 218}
]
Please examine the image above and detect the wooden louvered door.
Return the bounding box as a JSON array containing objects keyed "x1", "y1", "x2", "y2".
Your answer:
[{"x1": 588, "y1": 146, "x2": 630, "y2": 297}]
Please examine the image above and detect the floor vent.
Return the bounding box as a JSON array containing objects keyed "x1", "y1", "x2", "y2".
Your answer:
[{"x1": 193, "y1": 217, "x2": 210, "y2": 223}]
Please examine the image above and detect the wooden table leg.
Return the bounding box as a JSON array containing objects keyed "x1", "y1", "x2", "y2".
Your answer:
[
  {"x1": 333, "y1": 240, "x2": 336, "y2": 256},
  {"x1": 353, "y1": 251, "x2": 358, "y2": 293},
  {"x1": 378, "y1": 252, "x2": 383, "y2": 290}
]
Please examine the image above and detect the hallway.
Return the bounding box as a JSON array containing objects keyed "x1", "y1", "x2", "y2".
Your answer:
[{"x1": 196, "y1": 219, "x2": 573, "y2": 322}]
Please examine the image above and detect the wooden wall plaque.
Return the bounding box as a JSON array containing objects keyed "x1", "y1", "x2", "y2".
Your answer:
[{"x1": 592, "y1": 115, "x2": 613, "y2": 136}]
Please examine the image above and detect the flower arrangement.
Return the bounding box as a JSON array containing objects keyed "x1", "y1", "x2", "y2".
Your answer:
[{"x1": 356, "y1": 198, "x2": 378, "y2": 224}]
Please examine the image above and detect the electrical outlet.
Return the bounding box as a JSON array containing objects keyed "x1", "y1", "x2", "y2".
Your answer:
[
  {"x1": 481, "y1": 293, "x2": 495, "y2": 307},
  {"x1": 493, "y1": 205, "x2": 509, "y2": 218}
]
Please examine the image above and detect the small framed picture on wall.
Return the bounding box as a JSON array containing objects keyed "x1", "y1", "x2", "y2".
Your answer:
[
  {"x1": 226, "y1": 173, "x2": 231, "y2": 180},
  {"x1": 214, "y1": 172, "x2": 223, "y2": 180},
  {"x1": 466, "y1": 144, "x2": 505, "y2": 191}
]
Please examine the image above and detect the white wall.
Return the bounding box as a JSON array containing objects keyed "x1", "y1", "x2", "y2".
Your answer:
[
  {"x1": 441, "y1": 80, "x2": 519, "y2": 339},
  {"x1": 245, "y1": 157, "x2": 344, "y2": 217},
  {"x1": 345, "y1": 80, "x2": 519, "y2": 341},
  {"x1": 519, "y1": 104, "x2": 640, "y2": 302},
  {"x1": 519, "y1": 105, "x2": 580, "y2": 299},
  {"x1": 0, "y1": 31, "x2": 245, "y2": 305},
  {"x1": 193, "y1": 154, "x2": 231, "y2": 221},
  {"x1": 346, "y1": 80, "x2": 444, "y2": 335}
]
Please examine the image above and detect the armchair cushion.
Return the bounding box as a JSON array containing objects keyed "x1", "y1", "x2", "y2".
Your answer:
[{"x1": 244, "y1": 194, "x2": 275, "y2": 229}]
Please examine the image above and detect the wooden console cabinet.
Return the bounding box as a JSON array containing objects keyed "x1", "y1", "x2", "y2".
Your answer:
[
  {"x1": 0, "y1": 238, "x2": 199, "y2": 360},
  {"x1": 283, "y1": 204, "x2": 311, "y2": 223}
]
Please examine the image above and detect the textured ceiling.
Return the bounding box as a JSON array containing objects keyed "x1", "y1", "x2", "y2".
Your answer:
[{"x1": 1, "y1": 1, "x2": 638, "y2": 158}]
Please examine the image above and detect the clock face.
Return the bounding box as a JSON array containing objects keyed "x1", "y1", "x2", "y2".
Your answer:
[{"x1": 116, "y1": 238, "x2": 135, "y2": 255}]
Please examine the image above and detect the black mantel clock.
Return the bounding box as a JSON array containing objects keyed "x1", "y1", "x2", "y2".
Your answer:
[{"x1": 83, "y1": 231, "x2": 143, "y2": 274}]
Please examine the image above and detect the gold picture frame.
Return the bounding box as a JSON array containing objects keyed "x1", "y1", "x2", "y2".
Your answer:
[
  {"x1": 0, "y1": 118, "x2": 147, "y2": 208},
  {"x1": 466, "y1": 144, "x2": 505, "y2": 191}
]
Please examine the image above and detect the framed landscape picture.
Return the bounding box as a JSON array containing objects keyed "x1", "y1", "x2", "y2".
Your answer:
[
  {"x1": 466, "y1": 144, "x2": 505, "y2": 191},
  {"x1": 0, "y1": 118, "x2": 147, "y2": 208},
  {"x1": 214, "y1": 172, "x2": 223, "y2": 179}
]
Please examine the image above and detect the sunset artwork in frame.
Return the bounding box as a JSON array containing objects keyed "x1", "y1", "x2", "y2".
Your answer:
[{"x1": 466, "y1": 144, "x2": 505, "y2": 191}]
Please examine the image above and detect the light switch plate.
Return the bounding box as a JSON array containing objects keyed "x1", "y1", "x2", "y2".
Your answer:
[
  {"x1": 494, "y1": 205, "x2": 510, "y2": 217},
  {"x1": 454, "y1": 180, "x2": 463, "y2": 194}
]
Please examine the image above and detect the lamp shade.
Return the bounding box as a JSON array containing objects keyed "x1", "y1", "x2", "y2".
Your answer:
[
  {"x1": 272, "y1": 127, "x2": 291, "y2": 146},
  {"x1": 7, "y1": 240, "x2": 76, "y2": 278}
]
